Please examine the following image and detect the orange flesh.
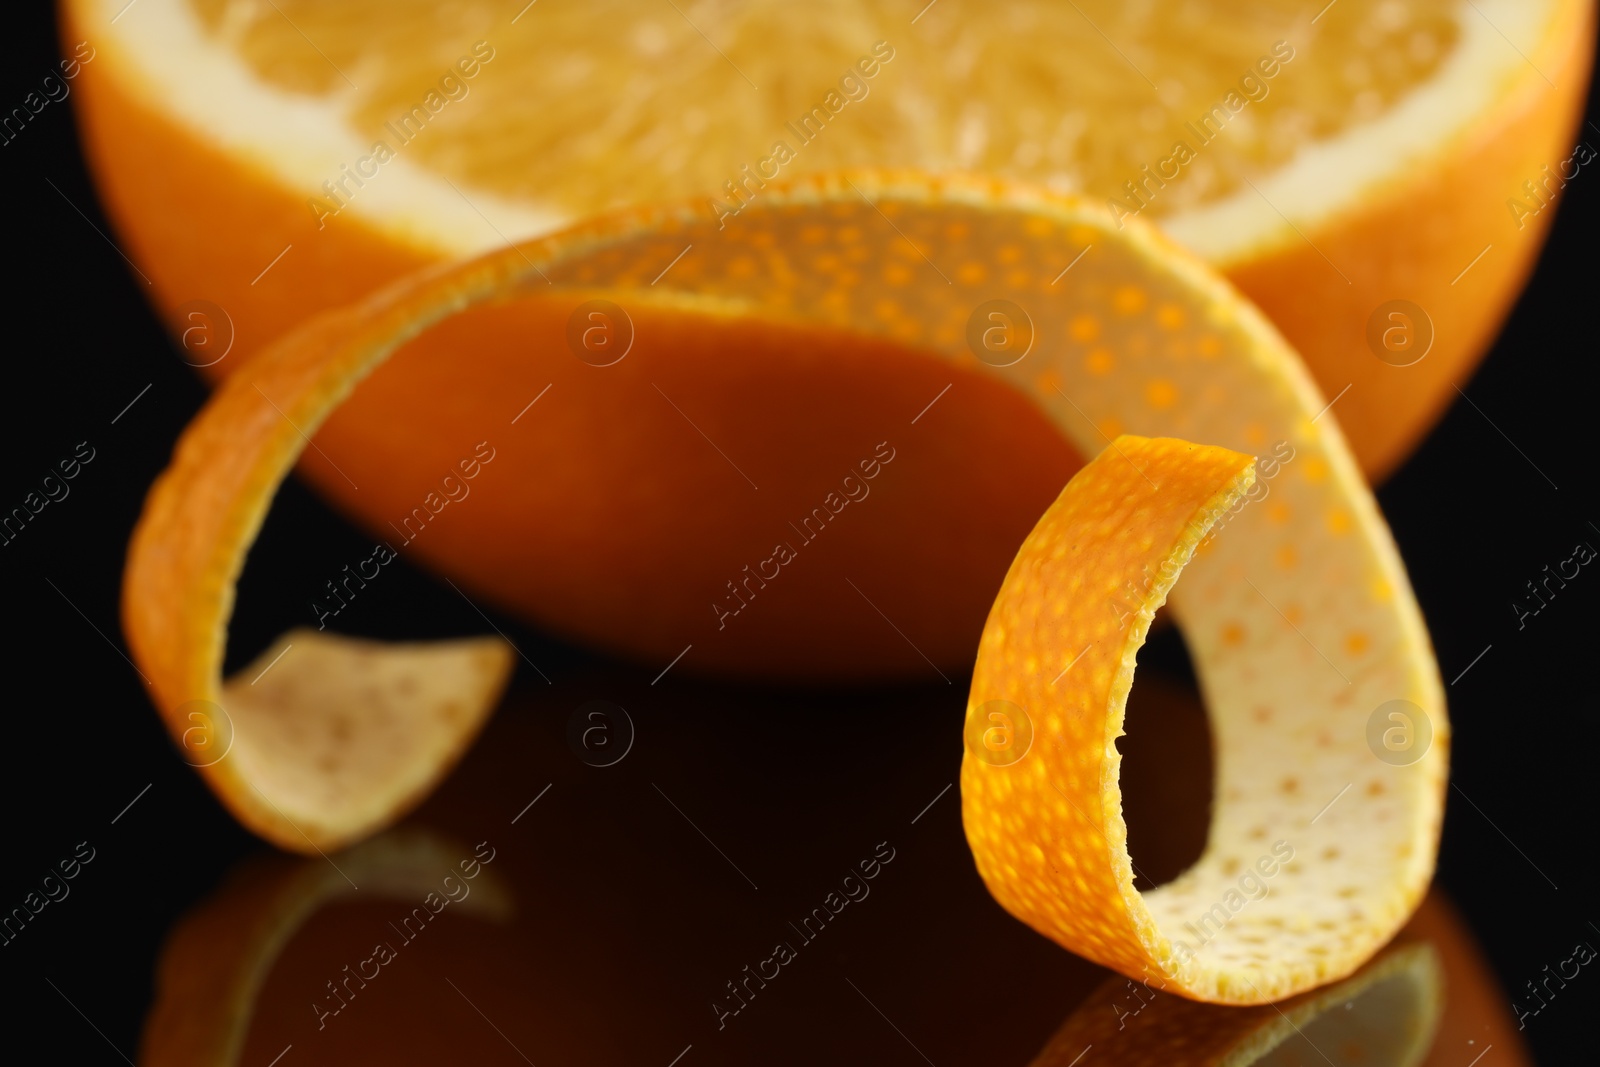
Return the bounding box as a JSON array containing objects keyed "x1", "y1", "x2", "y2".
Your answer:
[{"x1": 190, "y1": 0, "x2": 1460, "y2": 214}]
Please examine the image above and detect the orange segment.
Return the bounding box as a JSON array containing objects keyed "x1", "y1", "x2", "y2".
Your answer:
[{"x1": 1030, "y1": 940, "x2": 1442, "y2": 1067}]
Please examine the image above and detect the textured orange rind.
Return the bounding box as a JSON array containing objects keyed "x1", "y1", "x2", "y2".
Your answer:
[
  {"x1": 122, "y1": 286, "x2": 517, "y2": 850},
  {"x1": 963, "y1": 433, "x2": 1445, "y2": 1004},
  {"x1": 124, "y1": 175, "x2": 1446, "y2": 998}
]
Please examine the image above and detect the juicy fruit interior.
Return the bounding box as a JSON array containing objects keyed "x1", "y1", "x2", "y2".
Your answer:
[{"x1": 192, "y1": 0, "x2": 1459, "y2": 217}]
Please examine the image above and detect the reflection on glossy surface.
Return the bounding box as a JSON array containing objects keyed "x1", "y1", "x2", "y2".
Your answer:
[
  {"x1": 1030, "y1": 941, "x2": 1441, "y2": 1066},
  {"x1": 140, "y1": 830, "x2": 511, "y2": 1066},
  {"x1": 139, "y1": 674, "x2": 1532, "y2": 1065},
  {"x1": 1030, "y1": 890, "x2": 1535, "y2": 1067}
]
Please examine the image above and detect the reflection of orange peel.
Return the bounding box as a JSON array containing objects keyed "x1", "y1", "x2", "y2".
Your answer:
[
  {"x1": 139, "y1": 829, "x2": 511, "y2": 1067},
  {"x1": 1029, "y1": 939, "x2": 1442, "y2": 1067},
  {"x1": 125, "y1": 171, "x2": 1446, "y2": 1000}
]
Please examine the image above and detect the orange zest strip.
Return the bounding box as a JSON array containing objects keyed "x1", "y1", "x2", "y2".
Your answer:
[
  {"x1": 1030, "y1": 939, "x2": 1442, "y2": 1066},
  {"x1": 963, "y1": 434, "x2": 1444, "y2": 1003},
  {"x1": 124, "y1": 172, "x2": 1446, "y2": 1003},
  {"x1": 122, "y1": 292, "x2": 517, "y2": 851}
]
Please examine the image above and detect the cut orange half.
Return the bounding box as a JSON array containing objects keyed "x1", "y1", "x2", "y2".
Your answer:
[
  {"x1": 124, "y1": 173, "x2": 1447, "y2": 1004},
  {"x1": 70, "y1": 0, "x2": 1592, "y2": 678}
]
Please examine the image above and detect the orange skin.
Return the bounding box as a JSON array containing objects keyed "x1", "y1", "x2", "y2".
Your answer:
[
  {"x1": 62, "y1": 22, "x2": 434, "y2": 363},
  {"x1": 65, "y1": 1, "x2": 1593, "y2": 675}
]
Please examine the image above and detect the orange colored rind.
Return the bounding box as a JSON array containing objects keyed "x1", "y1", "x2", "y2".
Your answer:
[
  {"x1": 125, "y1": 174, "x2": 1446, "y2": 1002},
  {"x1": 122, "y1": 282, "x2": 516, "y2": 850},
  {"x1": 963, "y1": 432, "x2": 1444, "y2": 1003}
]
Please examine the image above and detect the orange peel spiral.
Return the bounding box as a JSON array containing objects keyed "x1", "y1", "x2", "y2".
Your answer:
[{"x1": 123, "y1": 172, "x2": 1446, "y2": 1002}]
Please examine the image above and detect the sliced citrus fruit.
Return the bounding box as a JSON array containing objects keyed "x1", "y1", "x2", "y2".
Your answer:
[
  {"x1": 70, "y1": 0, "x2": 1591, "y2": 678},
  {"x1": 140, "y1": 829, "x2": 510, "y2": 1067},
  {"x1": 1031, "y1": 939, "x2": 1442, "y2": 1066},
  {"x1": 125, "y1": 172, "x2": 1447, "y2": 1005}
]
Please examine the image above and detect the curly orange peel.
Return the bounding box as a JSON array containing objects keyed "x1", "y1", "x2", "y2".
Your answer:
[
  {"x1": 122, "y1": 286, "x2": 516, "y2": 851},
  {"x1": 963, "y1": 430, "x2": 1444, "y2": 1003},
  {"x1": 123, "y1": 173, "x2": 1446, "y2": 1003}
]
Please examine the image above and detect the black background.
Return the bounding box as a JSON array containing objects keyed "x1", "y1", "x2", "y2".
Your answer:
[{"x1": 1, "y1": 5, "x2": 1596, "y2": 1065}]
